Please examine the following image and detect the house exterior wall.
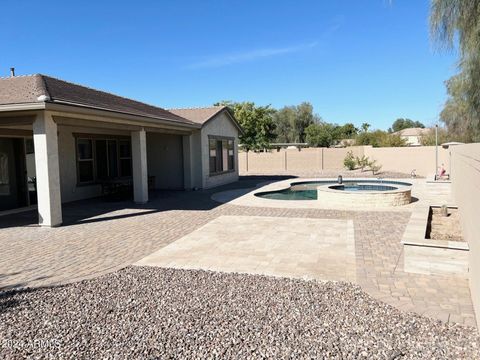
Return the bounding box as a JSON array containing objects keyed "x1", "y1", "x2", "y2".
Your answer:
[
  {"x1": 147, "y1": 133, "x2": 184, "y2": 190},
  {"x1": 57, "y1": 125, "x2": 130, "y2": 203},
  {"x1": 401, "y1": 135, "x2": 422, "y2": 146},
  {"x1": 58, "y1": 126, "x2": 186, "y2": 202},
  {"x1": 190, "y1": 130, "x2": 203, "y2": 189},
  {"x1": 451, "y1": 143, "x2": 480, "y2": 326},
  {"x1": 200, "y1": 112, "x2": 239, "y2": 189}
]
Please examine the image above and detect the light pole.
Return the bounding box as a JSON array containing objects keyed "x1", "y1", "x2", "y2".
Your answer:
[{"x1": 435, "y1": 123, "x2": 438, "y2": 180}]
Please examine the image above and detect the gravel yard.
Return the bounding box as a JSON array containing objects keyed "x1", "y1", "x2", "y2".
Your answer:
[{"x1": 1, "y1": 266, "x2": 478, "y2": 359}]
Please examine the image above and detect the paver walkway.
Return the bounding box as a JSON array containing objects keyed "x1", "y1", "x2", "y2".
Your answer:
[{"x1": 0, "y1": 176, "x2": 476, "y2": 327}]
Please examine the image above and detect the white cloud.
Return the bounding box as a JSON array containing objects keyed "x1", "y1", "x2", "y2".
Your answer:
[{"x1": 187, "y1": 41, "x2": 319, "y2": 69}]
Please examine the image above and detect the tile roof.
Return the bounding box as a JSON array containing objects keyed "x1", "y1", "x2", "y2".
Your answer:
[
  {"x1": 394, "y1": 127, "x2": 431, "y2": 136},
  {"x1": 0, "y1": 74, "x2": 196, "y2": 126},
  {"x1": 169, "y1": 106, "x2": 226, "y2": 125}
]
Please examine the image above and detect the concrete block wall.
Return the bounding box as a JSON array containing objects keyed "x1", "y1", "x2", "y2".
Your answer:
[
  {"x1": 239, "y1": 145, "x2": 451, "y2": 177},
  {"x1": 451, "y1": 143, "x2": 480, "y2": 326}
]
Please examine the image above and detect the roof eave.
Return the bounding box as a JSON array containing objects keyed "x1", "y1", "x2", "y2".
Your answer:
[
  {"x1": 44, "y1": 100, "x2": 201, "y2": 129},
  {"x1": 0, "y1": 102, "x2": 46, "y2": 112}
]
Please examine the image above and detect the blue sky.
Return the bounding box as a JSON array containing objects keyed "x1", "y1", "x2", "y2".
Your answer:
[{"x1": 1, "y1": 0, "x2": 457, "y2": 130}]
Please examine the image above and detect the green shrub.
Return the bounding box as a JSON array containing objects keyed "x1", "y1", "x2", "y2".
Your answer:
[
  {"x1": 355, "y1": 155, "x2": 370, "y2": 171},
  {"x1": 343, "y1": 151, "x2": 356, "y2": 170},
  {"x1": 367, "y1": 159, "x2": 382, "y2": 175}
]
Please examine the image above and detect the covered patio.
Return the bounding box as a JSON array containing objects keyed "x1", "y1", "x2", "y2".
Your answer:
[{"x1": 0, "y1": 74, "x2": 202, "y2": 226}]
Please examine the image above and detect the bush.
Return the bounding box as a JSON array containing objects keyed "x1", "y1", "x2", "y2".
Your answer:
[
  {"x1": 343, "y1": 151, "x2": 356, "y2": 170},
  {"x1": 367, "y1": 159, "x2": 382, "y2": 175},
  {"x1": 355, "y1": 155, "x2": 370, "y2": 171},
  {"x1": 355, "y1": 130, "x2": 407, "y2": 147}
]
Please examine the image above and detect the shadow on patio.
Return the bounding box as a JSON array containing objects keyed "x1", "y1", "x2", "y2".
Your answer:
[{"x1": 0, "y1": 176, "x2": 295, "y2": 229}]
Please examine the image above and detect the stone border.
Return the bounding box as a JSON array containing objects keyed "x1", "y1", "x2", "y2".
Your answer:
[
  {"x1": 316, "y1": 183, "x2": 412, "y2": 207},
  {"x1": 402, "y1": 204, "x2": 469, "y2": 278},
  {"x1": 401, "y1": 205, "x2": 469, "y2": 250},
  {"x1": 212, "y1": 177, "x2": 418, "y2": 211}
]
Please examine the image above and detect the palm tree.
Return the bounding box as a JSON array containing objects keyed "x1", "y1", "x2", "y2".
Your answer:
[{"x1": 361, "y1": 123, "x2": 370, "y2": 133}]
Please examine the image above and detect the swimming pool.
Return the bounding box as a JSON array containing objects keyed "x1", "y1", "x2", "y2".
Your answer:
[{"x1": 255, "y1": 179, "x2": 412, "y2": 201}]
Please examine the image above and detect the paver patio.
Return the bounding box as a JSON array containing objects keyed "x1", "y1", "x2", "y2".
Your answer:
[
  {"x1": 136, "y1": 215, "x2": 356, "y2": 282},
  {"x1": 0, "y1": 176, "x2": 476, "y2": 327}
]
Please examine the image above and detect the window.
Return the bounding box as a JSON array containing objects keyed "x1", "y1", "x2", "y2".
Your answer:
[
  {"x1": 228, "y1": 140, "x2": 234, "y2": 170},
  {"x1": 209, "y1": 137, "x2": 235, "y2": 175},
  {"x1": 76, "y1": 137, "x2": 132, "y2": 184},
  {"x1": 209, "y1": 139, "x2": 217, "y2": 173},
  {"x1": 77, "y1": 139, "x2": 94, "y2": 183}
]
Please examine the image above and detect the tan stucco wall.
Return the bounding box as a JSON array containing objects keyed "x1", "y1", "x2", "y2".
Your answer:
[
  {"x1": 200, "y1": 112, "x2": 239, "y2": 189},
  {"x1": 239, "y1": 146, "x2": 449, "y2": 177},
  {"x1": 324, "y1": 147, "x2": 365, "y2": 169},
  {"x1": 147, "y1": 133, "x2": 184, "y2": 190},
  {"x1": 364, "y1": 146, "x2": 450, "y2": 177},
  {"x1": 190, "y1": 130, "x2": 203, "y2": 189},
  {"x1": 451, "y1": 143, "x2": 480, "y2": 325}
]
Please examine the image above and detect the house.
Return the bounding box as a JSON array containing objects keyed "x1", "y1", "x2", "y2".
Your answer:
[
  {"x1": 169, "y1": 107, "x2": 241, "y2": 189},
  {"x1": 393, "y1": 127, "x2": 431, "y2": 146},
  {"x1": 0, "y1": 74, "x2": 241, "y2": 227}
]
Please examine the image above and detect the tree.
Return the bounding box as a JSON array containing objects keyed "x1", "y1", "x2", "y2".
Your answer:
[
  {"x1": 215, "y1": 101, "x2": 276, "y2": 150},
  {"x1": 305, "y1": 123, "x2": 336, "y2": 147},
  {"x1": 273, "y1": 102, "x2": 320, "y2": 143},
  {"x1": 336, "y1": 123, "x2": 358, "y2": 139},
  {"x1": 295, "y1": 102, "x2": 320, "y2": 142},
  {"x1": 391, "y1": 118, "x2": 425, "y2": 132},
  {"x1": 430, "y1": 0, "x2": 480, "y2": 141},
  {"x1": 361, "y1": 123, "x2": 371, "y2": 132},
  {"x1": 420, "y1": 127, "x2": 450, "y2": 146},
  {"x1": 355, "y1": 130, "x2": 407, "y2": 147},
  {"x1": 272, "y1": 106, "x2": 296, "y2": 143},
  {"x1": 439, "y1": 73, "x2": 479, "y2": 142}
]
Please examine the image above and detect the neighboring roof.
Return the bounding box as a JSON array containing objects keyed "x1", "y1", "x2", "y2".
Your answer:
[
  {"x1": 169, "y1": 106, "x2": 225, "y2": 125},
  {"x1": 394, "y1": 127, "x2": 431, "y2": 136},
  {"x1": 441, "y1": 142, "x2": 465, "y2": 147},
  {"x1": 0, "y1": 74, "x2": 197, "y2": 126},
  {"x1": 169, "y1": 106, "x2": 243, "y2": 133}
]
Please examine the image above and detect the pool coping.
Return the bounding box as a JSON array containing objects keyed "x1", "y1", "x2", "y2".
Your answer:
[{"x1": 212, "y1": 177, "x2": 420, "y2": 211}]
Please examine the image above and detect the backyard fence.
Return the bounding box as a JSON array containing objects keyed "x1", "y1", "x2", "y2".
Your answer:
[{"x1": 239, "y1": 145, "x2": 451, "y2": 177}]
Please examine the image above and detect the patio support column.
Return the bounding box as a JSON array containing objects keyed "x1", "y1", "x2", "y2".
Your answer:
[
  {"x1": 182, "y1": 134, "x2": 193, "y2": 190},
  {"x1": 33, "y1": 112, "x2": 62, "y2": 227},
  {"x1": 132, "y1": 128, "x2": 148, "y2": 204}
]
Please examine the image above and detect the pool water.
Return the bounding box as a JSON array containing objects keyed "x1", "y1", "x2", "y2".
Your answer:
[
  {"x1": 330, "y1": 184, "x2": 398, "y2": 192},
  {"x1": 256, "y1": 189, "x2": 317, "y2": 200},
  {"x1": 255, "y1": 179, "x2": 410, "y2": 201}
]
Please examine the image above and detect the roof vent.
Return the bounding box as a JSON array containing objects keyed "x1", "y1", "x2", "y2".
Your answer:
[{"x1": 10, "y1": 67, "x2": 15, "y2": 77}]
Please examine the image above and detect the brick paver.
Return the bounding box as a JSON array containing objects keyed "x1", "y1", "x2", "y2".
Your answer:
[{"x1": 0, "y1": 177, "x2": 476, "y2": 327}]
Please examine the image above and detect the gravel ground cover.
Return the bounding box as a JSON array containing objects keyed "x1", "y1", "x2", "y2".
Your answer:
[
  {"x1": 428, "y1": 207, "x2": 464, "y2": 242},
  {"x1": 1, "y1": 266, "x2": 478, "y2": 359}
]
